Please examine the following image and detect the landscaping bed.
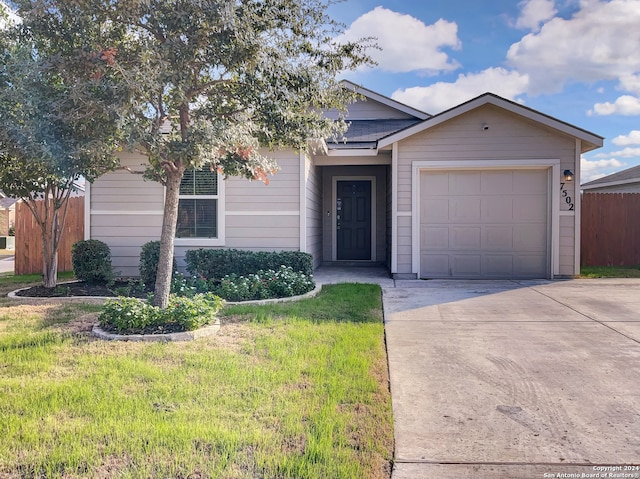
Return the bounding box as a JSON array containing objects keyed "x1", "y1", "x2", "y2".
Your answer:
[{"x1": 13, "y1": 279, "x2": 148, "y2": 298}]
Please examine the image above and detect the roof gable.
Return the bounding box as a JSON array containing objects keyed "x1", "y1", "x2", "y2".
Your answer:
[
  {"x1": 340, "y1": 80, "x2": 430, "y2": 121},
  {"x1": 377, "y1": 93, "x2": 603, "y2": 153}
]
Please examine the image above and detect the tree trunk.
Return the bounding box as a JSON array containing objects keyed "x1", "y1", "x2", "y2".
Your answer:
[
  {"x1": 153, "y1": 168, "x2": 183, "y2": 309},
  {"x1": 40, "y1": 199, "x2": 59, "y2": 288}
]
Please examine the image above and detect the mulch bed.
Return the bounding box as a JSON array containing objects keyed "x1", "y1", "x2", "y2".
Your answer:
[{"x1": 14, "y1": 280, "x2": 150, "y2": 298}]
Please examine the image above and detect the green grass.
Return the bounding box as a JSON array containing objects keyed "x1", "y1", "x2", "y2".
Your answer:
[
  {"x1": 0, "y1": 281, "x2": 393, "y2": 478},
  {"x1": 580, "y1": 265, "x2": 640, "y2": 278},
  {"x1": 0, "y1": 271, "x2": 75, "y2": 283}
]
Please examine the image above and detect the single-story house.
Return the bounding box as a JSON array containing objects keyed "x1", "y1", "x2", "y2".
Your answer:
[
  {"x1": 86, "y1": 81, "x2": 603, "y2": 279},
  {"x1": 581, "y1": 164, "x2": 640, "y2": 193}
]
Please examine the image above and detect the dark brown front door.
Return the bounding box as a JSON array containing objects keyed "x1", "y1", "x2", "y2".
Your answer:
[{"x1": 337, "y1": 180, "x2": 371, "y2": 260}]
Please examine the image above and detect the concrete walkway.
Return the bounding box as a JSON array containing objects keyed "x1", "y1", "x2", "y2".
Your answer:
[
  {"x1": 313, "y1": 267, "x2": 640, "y2": 479},
  {"x1": 0, "y1": 255, "x2": 14, "y2": 274}
]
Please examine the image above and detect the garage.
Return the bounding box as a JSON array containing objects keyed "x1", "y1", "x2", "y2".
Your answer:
[{"x1": 419, "y1": 169, "x2": 549, "y2": 279}]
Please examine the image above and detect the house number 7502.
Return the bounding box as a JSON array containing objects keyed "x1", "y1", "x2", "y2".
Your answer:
[{"x1": 560, "y1": 182, "x2": 574, "y2": 211}]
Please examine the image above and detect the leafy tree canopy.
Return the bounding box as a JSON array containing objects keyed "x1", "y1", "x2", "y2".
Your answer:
[{"x1": 11, "y1": 0, "x2": 374, "y2": 305}]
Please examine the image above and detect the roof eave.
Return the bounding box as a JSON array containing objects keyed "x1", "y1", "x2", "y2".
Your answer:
[{"x1": 378, "y1": 93, "x2": 604, "y2": 151}]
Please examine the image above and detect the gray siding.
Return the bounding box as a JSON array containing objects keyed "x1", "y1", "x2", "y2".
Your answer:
[
  {"x1": 91, "y1": 149, "x2": 302, "y2": 276},
  {"x1": 396, "y1": 104, "x2": 578, "y2": 276},
  {"x1": 305, "y1": 154, "x2": 323, "y2": 268},
  {"x1": 90, "y1": 151, "x2": 163, "y2": 276}
]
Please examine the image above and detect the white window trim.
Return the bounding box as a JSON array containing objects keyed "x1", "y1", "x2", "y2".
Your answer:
[{"x1": 174, "y1": 171, "x2": 225, "y2": 247}]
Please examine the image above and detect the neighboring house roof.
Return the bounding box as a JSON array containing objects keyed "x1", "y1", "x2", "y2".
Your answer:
[
  {"x1": 581, "y1": 164, "x2": 640, "y2": 190},
  {"x1": 378, "y1": 93, "x2": 604, "y2": 153},
  {"x1": 0, "y1": 197, "x2": 18, "y2": 209}
]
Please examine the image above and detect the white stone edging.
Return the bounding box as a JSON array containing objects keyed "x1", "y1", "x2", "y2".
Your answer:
[{"x1": 91, "y1": 319, "x2": 221, "y2": 342}]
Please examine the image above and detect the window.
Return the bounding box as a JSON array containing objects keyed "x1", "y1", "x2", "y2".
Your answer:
[{"x1": 177, "y1": 168, "x2": 219, "y2": 238}]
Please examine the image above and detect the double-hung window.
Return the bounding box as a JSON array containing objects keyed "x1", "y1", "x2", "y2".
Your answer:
[{"x1": 176, "y1": 168, "x2": 223, "y2": 242}]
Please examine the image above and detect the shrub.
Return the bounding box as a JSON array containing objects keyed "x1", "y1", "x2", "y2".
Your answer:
[
  {"x1": 72, "y1": 239, "x2": 113, "y2": 284},
  {"x1": 99, "y1": 293, "x2": 223, "y2": 334},
  {"x1": 139, "y1": 240, "x2": 177, "y2": 290},
  {"x1": 185, "y1": 249, "x2": 313, "y2": 280},
  {"x1": 213, "y1": 266, "x2": 315, "y2": 301}
]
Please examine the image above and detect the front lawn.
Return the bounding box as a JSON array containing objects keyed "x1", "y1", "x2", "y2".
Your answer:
[
  {"x1": 580, "y1": 265, "x2": 640, "y2": 278},
  {"x1": 0, "y1": 279, "x2": 393, "y2": 479}
]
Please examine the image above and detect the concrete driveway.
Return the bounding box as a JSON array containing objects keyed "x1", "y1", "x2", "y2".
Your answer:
[{"x1": 383, "y1": 279, "x2": 640, "y2": 479}]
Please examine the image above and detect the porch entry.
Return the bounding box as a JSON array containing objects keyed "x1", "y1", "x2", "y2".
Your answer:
[{"x1": 336, "y1": 180, "x2": 372, "y2": 260}]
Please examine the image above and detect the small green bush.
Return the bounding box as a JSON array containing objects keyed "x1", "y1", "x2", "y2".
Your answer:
[
  {"x1": 139, "y1": 240, "x2": 177, "y2": 290},
  {"x1": 213, "y1": 266, "x2": 315, "y2": 301},
  {"x1": 99, "y1": 293, "x2": 223, "y2": 334},
  {"x1": 72, "y1": 239, "x2": 113, "y2": 284},
  {"x1": 185, "y1": 249, "x2": 313, "y2": 280}
]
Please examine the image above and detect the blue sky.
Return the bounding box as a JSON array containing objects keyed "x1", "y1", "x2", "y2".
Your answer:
[{"x1": 329, "y1": 0, "x2": 640, "y2": 183}]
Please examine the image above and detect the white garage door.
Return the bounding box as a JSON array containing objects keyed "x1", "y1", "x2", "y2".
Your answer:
[{"x1": 420, "y1": 169, "x2": 549, "y2": 279}]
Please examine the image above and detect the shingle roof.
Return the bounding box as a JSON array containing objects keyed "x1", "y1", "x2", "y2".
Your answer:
[
  {"x1": 0, "y1": 197, "x2": 18, "y2": 209},
  {"x1": 582, "y1": 164, "x2": 640, "y2": 187},
  {"x1": 326, "y1": 119, "x2": 422, "y2": 150}
]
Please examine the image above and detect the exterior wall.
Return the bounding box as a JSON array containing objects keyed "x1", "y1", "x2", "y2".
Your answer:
[
  {"x1": 385, "y1": 165, "x2": 392, "y2": 268},
  {"x1": 396, "y1": 104, "x2": 578, "y2": 277},
  {"x1": 583, "y1": 182, "x2": 640, "y2": 193},
  {"x1": 305, "y1": 154, "x2": 323, "y2": 268},
  {"x1": 90, "y1": 151, "x2": 164, "y2": 276},
  {"x1": 0, "y1": 209, "x2": 9, "y2": 236},
  {"x1": 90, "y1": 149, "x2": 302, "y2": 276},
  {"x1": 320, "y1": 164, "x2": 387, "y2": 263}
]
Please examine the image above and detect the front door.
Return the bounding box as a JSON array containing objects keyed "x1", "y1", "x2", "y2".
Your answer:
[{"x1": 337, "y1": 180, "x2": 372, "y2": 260}]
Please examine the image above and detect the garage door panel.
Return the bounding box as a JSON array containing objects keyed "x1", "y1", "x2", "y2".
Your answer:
[
  {"x1": 451, "y1": 227, "x2": 481, "y2": 249},
  {"x1": 452, "y1": 255, "x2": 481, "y2": 275},
  {"x1": 421, "y1": 227, "x2": 449, "y2": 249},
  {"x1": 450, "y1": 198, "x2": 481, "y2": 221},
  {"x1": 482, "y1": 255, "x2": 514, "y2": 276},
  {"x1": 514, "y1": 254, "x2": 547, "y2": 277},
  {"x1": 450, "y1": 171, "x2": 481, "y2": 194},
  {"x1": 513, "y1": 224, "x2": 547, "y2": 252},
  {"x1": 514, "y1": 170, "x2": 548, "y2": 193},
  {"x1": 421, "y1": 254, "x2": 449, "y2": 276},
  {"x1": 420, "y1": 169, "x2": 549, "y2": 279},
  {"x1": 481, "y1": 170, "x2": 513, "y2": 193},
  {"x1": 421, "y1": 199, "x2": 449, "y2": 222},
  {"x1": 514, "y1": 195, "x2": 547, "y2": 221},
  {"x1": 483, "y1": 226, "x2": 514, "y2": 250},
  {"x1": 421, "y1": 171, "x2": 449, "y2": 195},
  {"x1": 481, "y1": 197, "x2": 513, "y2": 222}
]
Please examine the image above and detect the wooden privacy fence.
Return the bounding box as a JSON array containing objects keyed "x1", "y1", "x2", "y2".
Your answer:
[
  {"x1": 14, "y1": 197, "x2": 84, "y2": 275},
  {"x1": 581, "y1": 193, "x2": 640, "y2": 267}
]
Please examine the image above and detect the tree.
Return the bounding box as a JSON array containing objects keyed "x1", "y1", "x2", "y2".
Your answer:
[
  {"x1": 0, "y1": 5, "x2": 124, "y2": 287},
  {"x1": 19, "y1": 0, "x2": 373, "y2": 307}
]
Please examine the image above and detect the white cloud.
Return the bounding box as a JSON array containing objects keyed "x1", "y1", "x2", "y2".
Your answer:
[
  {"x1": 620, "y1": 74, "x2": 640, "y2": 95},
  {"x1": 581, "y1": 157, "x2": 625, "y2": 183},
  {"x1": 336, "y1": 7, "x2": 461, "y2": 74},
  {"x1": 612, "y1": 130, "x2": 640, "y2": 146},
  {"x1": 507, "y1": 0, "x2": 640, "y2": 94},
  {"x1": 515, "y1": 0, "x2": 557, "y2": 31},
  {"x1": 391, "y1": 68, "x2": 529, "y2": 113},
  {"x1": 590, "y1": 95, "x2": 640, "y2": 116},
  {"x1": 606, "y1": 147, "x2": 640, "y2": 158}
]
